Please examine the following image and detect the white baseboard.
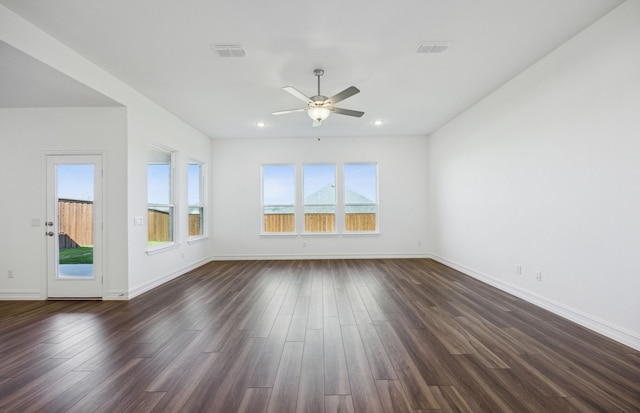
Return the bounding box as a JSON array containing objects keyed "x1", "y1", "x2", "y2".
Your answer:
[
  {"x1": 0, "y1": 290, "x2": 43, "y2": 300},
  {"x1": 103, "y1": 290, "x2": 129, "y2": 300},
  {"x1": 211, "y1": 252, "x2": 431, "y2": 261},
  {"x1": 126, "y1": 256, "x2": 214, "y2": 300},
  {"x1": 429, "y1": 254, "x2": 640, "y2": 351}
]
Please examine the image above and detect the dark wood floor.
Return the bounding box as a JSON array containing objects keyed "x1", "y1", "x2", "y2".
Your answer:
[{"x1": 1, "y1": 259, "x2": 639, "y2": 412}]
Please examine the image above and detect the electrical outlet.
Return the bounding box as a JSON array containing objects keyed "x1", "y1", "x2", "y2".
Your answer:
[
  {"x1": 536, "y1": 272, "x2": 542, "y2": 282},
  {"x1": 303, "y1": 242, "x2": 307, "y2": 248},
  {"x1": 8, "y1": 269, "x2": 14, "y2": 279},
  {"x1": 516, "y1": 265, "x2": 522, "y2": 275},
  {"x1": 417, "y1": 241, "x2": 422, "y2": 247}
]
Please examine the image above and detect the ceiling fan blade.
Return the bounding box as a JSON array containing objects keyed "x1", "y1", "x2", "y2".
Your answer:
[
  {"x1": 326, "y1": 86, "x2": 360, "y2": 105},
  {"x1": 330, "y1": 107, "x2": 364, "y2": 117},
  {"x1": 283, "y1": 87, "x2": 313, "y2": 104},
  {"x1": 272, "y1": 108, "x2": 307, "y2": 115}
]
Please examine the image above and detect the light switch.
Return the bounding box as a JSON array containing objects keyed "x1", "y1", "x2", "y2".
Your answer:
[
  {"x1": 134, "y1": 216, "x2": 144, "y2": 225},
  {"x1": 31, "y1": 218, "x2": 41, "y2": 227}
]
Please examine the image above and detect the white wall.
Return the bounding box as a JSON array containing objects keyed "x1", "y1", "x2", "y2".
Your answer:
[
  {"x1": 428, "y1": 1, "x2": 640, "y2": 349},
  {"x1": 126, "y1": 105, "x2": 213, "y2": 297},
  {"x1": 1, "y1": 5, "x2": 213, "y2": 298},
  {"x1": 0, "y1": 107, "x2": 128, "y2": 299},
  {"x1": 211, "y1": 135, "x2": 429, "y2": 259}
]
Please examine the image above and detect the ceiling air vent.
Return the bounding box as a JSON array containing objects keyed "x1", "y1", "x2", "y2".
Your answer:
[
  {"x1": 211, "y1": 45, "x2": 246, "y2": 57},
  {"x1": 416, "y1": 41, "x2": 452, "y2": 54}
]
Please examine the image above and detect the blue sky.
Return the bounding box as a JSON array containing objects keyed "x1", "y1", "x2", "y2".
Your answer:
[
  {"x1": 57, "y1": 163, "x2": 201, "y2": 205},
  {"x1": 58, "y1": 162, "x2": 374, "y2": 205},
  {"x1": 263, "y1": 164, "x2": 377, "y2": 205},
  {"x1": 344, "y1": 163, "x2": 377, "y2": 201},
  {"x1": 263, "y1": 165, "x2": 295, "y2": 205},
  {"x1": 57, "y1": 164, "x2": 94, "y2": 200},
  {"x1": 147, "y1": 164, "x2": 171, "y2": 204},
  {"x1": 146, "y1": 163, "x2": 202, "y2": 205},
  {"x1": 187, "y1": 163, "x2": 202, "y2": 205},
  {"x1": 303, "y1": 164, "x2": 335, "y2": 199}
]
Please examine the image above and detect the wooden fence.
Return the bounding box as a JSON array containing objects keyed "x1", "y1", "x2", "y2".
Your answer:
[
  {"x1": 189, "y1": 213, "x2": 202, "y2": 237},
  {"x1": 305, "y1": 214, "x2": 335, "y2": 232},
  {"x1": 264, "y1": 213, "x2": 376, "y2": 233},
  {"x1": 345, "y1": 213, "x2": 377, "y2": 232},
  {"x1": 148, "y1": 210, "x2": 202, "y2": 240},
  {"x1": 148, "y1": 209, "x2": 171, "y2": 242},
  {"x1": 149, "y1": 209, "x2": 203, "y2": 240},
  {"x1": 58, "y1": 200, "x2": 202, "y2": 247},
  {"x1": 264, "y1": 214, "x2": 295, "y2": 233},
  {"x1": 58, "y1": 199, "x2": 93, "y2": 247},
  {"x1": 60, "y1": 201, "x2": 373, "y2": 243}
]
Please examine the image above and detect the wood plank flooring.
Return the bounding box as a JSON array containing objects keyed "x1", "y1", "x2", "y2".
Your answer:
[{"x1": 1, "y1": 259, "x2": 639, "y2": 412}]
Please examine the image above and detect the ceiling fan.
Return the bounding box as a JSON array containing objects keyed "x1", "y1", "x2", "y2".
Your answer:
[{"x1": 272, "y1": 69, "x2": 364, "y2": 127}]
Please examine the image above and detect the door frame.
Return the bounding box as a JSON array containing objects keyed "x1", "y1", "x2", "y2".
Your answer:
[{"x1": 43, "y1": 151, "x2": 105, "y2": 299}]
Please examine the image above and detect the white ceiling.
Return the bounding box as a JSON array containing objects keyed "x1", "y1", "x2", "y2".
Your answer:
[{"x1": 0, "y1": 0, "x2": 623, "y2": 139}]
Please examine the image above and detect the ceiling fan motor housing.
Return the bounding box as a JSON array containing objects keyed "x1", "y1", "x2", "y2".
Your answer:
[{"x1": 311, "y1": 96, "x2": 329, "y2": 105}]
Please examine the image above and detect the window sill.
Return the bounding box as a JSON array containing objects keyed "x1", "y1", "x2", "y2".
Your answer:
[
  {"x1": 259, "y1": 232, "x2": 380, "y2": 237},
  {"x1": 146, "y1": 242, "x2": 180, "y2": 255},
  {"x1": 187, "y1": 236, "x2": 209, "y2": 245}
]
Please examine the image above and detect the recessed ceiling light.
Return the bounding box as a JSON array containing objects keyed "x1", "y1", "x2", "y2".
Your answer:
[
  {"x1": 256, "y1": 122, "x2": 266, "y2": 128},
  {"x1": 374, "y1": 120, "x2": 384, "y2": 126}
]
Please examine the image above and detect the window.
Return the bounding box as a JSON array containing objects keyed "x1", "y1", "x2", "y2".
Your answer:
[
  {"x1": 260, "y1": 163, "x2": 379, "y2": 235},
  {"x1": 262, "y1": 165, "x2": 295, "y2": 233},
  {"x1": 188, "y1": 161, "x2": 205, "y2": 237},
  {"x1": 148, "y1": 145, "x2": 175, "y2": 247},
  {"x1": 344, "y1": 163, "x2": 378, "y2": 232},
  {"x1": 304, "y1": 164, "x2": 336, "y2": 233}
]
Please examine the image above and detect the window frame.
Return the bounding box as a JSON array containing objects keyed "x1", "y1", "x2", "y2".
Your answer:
[
  {"x1": 259, "y1": 162, "x2": 381, "y2": 236},
  {"x1": 343, "y1": 162, "x2": 380, "y2": 234},
  {"x1": 303, "y1": 163, "x2": 337, "y2": 234},
  {"x1": 261, "y1": 164, "x2": 297, "y2": 235},
  {"x1": 147, "y1": 143, "x2": 177, "y2": 252},
  {"x1": 187, "y1": 159, "x2": 207, "y2": 241}
]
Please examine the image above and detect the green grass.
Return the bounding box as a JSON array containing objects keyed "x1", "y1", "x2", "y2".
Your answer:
[{"x1": 59, "y1": 246, "x2": 93, "y2": 264}]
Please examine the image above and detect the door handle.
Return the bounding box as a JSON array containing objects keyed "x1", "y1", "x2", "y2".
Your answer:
[
  {"x1": 46, "y1": 231, "x2": 55, "y2": 237},
  {"x1": 46, "y1": 221, "x2": 54, "y2": 226}
]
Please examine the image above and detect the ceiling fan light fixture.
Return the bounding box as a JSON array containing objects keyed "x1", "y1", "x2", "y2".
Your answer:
[
  {"x1": 273, "y1": 69, "x2": 363, "y2": 127},
  {"x1": 308, "y1": 106, "x2": 331, "y2": 122}
]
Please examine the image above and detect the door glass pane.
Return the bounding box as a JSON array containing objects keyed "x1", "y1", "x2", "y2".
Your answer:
[{"x1": 57, "y1": 164, "x2": 94, "y2": 278}]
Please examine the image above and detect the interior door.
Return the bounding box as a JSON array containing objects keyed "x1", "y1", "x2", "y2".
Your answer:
[{"x1": 46, "y1": 155, "x2": 103, "y2": 298}]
